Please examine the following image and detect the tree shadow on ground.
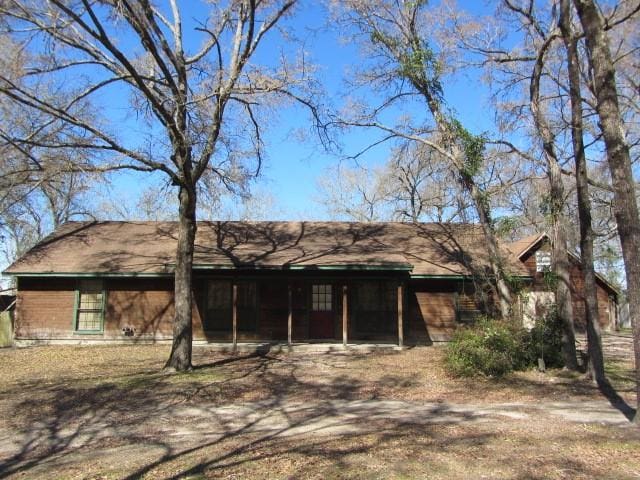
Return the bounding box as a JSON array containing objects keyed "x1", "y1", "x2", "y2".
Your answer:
[
  {"x1": 573, "y1": 341, "x2": 637, "y2": 421},
  {"x1": 0, "y1": 349, "x2": 636, "y2": 479},
  {"x1": 0, "y1": 352, "x2": 490, "y2": 479},
  {"x1": 598, "y1": 380, "x2": 636, "y2": 421}
]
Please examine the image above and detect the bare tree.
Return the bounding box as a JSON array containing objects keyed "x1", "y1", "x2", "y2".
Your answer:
[
  {"x1": 93, "y1": 179, "x2": 178, "y2": 221},
  {"x1": 0, "y1": 0, "x2": 319, "y2": 371},
  {"x1": 0, "y1": 41, "x2": 97, "y2": 266},
  {"x1": 500, "y1": 0, "x2": 579, "y2": 369},
  {"x1": 385, "y1": 141, "x2": 472, "y2": 223},
  {"x1": 572, "y1": 0, "x2": 640, "y2": 422},
  {"x1": 451, "y1": 0, "x2": 582, "y2": 368},
  {"x1": 559, "y1": 0, "x2": 605, "y2": 382},
  {"x1": 334, "y1": 0, "x2": 514, "y2": 318},
  {"x1": 317, "y1": 141, "x2": 473, "y2": 223},
  {"x1": 442, "y1": 0, "x2": 640, "y2": 375},
  {"x1": 316, "y1": 163, "x2": 390, "y2": 221}
]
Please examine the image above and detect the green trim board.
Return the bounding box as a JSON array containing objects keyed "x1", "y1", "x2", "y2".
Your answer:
[
  {"x1": 409, "y1": 274, "x2": 468, "y2": 279},
  {"x1": 288, "y1": 264, "x2": 413, "y2": 271},
  {"x1": 409, "y1": 274, "x2": 532, "y2": 280},
  {"x1": 195, "y1": 274, "x2": 410, "y2": 282},
  {"x1": 194, "y1": 264, "x2": 414, "y2": 272},
  {"x1": 193, "y1": 264, "x2": 277, "y2": 271},
  {"x1": 8, "y1": 272, "x2": 172, "y2": 278}
]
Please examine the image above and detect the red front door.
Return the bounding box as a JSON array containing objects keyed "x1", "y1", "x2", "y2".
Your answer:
[{"x1": 309, "y1": 284, "x2": 334, "y2": 339}]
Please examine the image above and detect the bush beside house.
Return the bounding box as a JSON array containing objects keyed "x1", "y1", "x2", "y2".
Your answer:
[{"x1": 445, "y1": 314, "x2": 564, "y2": 377}]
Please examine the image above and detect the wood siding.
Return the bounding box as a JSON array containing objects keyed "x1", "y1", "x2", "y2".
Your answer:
[
  {"x1": 407, "y1": 280, "x2": 459, "y2": 342},
  {"x1": 569, "y1": 268, "x2": 615, "y2": 331},
  {"x1": 15, "y1": 277, "x2": 207, "y2": 341},
  {"x1": 106, "y1": 278, "x2": 179, "y2": 339},
  {"x1": 15, "y1": 278, "x2": 76, "y2": 339},
  {"x1": 519, "y1": 240, "x2": 616, "y2": 330},
  {"x1": 16, "y1": 275, "x2": 478, "y2": 344}
]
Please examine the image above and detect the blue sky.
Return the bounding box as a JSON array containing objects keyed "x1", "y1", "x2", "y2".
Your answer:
[
  {"x1": 255, "y1": 0, "x2": 495, "y2": 219},
  {"x1": 93, "y1": 0, "x2": 498, "y2": 220}
]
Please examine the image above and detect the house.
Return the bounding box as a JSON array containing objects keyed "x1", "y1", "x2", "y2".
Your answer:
[
  {"x1": 507, "y1": 233, "x2": 619, "y2": 330},
  {"x1": 4, "y1": 221, "x2": 525, "y2": 345},
  {"x1": 2, "y1": 221, "x2": 618, "y2": 346}
]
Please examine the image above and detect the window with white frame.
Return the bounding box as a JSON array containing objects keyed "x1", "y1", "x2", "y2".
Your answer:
[
  {"x1": 535, "y1": 250, "x2": 552, "y2": 272},
  {"x1": 312, "y1": 284, "x2": 332, "y2": 311},
  {"x1": 75, "y1": 279, "x2": 104, "y2": 332}
]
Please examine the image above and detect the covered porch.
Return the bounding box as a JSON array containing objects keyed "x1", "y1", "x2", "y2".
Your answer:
[{"x1": 193, "y1": 272, "x2": 408, "y2": 350}]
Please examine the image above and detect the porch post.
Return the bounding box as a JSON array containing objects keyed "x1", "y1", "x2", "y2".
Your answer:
[
  {"x1": 342, "y1": 284, "x2": 348, "y2": 347},
  {"x1": 397, "y1": 282, "x2": 404, "y2": 348},
  {"x1": 288, "y1": 283, "x2": 293, "y2": 348},
  {"x1": 232, "y1": 283, "x2": 238, "y2": 354}
]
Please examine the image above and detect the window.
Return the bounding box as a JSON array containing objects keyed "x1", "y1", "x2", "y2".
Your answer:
[
  {"x1": 455, "y1": 291, "x2": 482, "y2": 324},
  {"x1": 354, "y1": 281, "x2": 397, "y2": 335},
  {"x1": 208, "y1": 280, "x2": 231, "y2": 310},
  {"x1": 75, "y1": 280, "x2": 104, "y2": 333},
  {"x1": 204, "y1": 280, "x2": 232, "y2": 331},
  {"x1": 202, "y1": 280, "x2": 257, "y2": 332},
  {"x1": 355, "y1": 281, "x2": 396, "y2": 313},
  {"x1": 237, "y1": 281, "x2": 257, "y2": 332},
  {"x1": 535, "y1": 251, "x2": 552, "y2": 272},
  {"x1": 312, "y1": 284, "x2": 332, "y2": 311}
]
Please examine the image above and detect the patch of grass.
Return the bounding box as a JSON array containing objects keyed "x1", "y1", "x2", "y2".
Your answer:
[
  {"x1": 167, "y1": 367, "x2": 224, "y2": 383},
  {"x1": 605, "y1": 358, "x2": 636, "y2": 391}
]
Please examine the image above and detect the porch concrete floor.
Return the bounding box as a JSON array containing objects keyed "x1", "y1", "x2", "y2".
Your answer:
[{"x1": 192, "y1": 342, "x2": 407, "y2": 353}]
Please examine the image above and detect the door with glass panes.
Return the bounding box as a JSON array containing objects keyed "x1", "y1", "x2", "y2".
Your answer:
[{"x1": 309, "y1": 284, "x2": 334, "y2": 339}]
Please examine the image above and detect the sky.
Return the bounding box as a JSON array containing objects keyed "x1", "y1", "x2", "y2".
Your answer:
[
  {"x1": 259, "y1": 1, "x2": 495, "y2": 220},
  {"x1": 91, "y1": 0, "x2": 500, "y2": 222}
]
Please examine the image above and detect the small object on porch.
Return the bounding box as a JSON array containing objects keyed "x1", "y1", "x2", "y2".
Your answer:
[{"x1": 121, "y1": 326, "x2": 135, "y2": 337}]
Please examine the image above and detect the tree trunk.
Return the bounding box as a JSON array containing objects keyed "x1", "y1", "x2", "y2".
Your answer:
[
  {"x1": 165, "y1": 184, "x2": 197, "y2": 372},
  {"x1": 560, "y1": 0, "x2": 604, "y2": 383},
  {"x1": 424, "y1": 95, "x2": 513, "y2": 319},
  {"x1": 548, "y1": 162, "x2": 579, "y2": 370},
  {"x1": 552, "y1": 221, "x2": 579, "y2": 370},
  {"x1": 574, "y1": 0, "x2": 640, "y2": 420},
  {"x1": 529, "y1": 32, "x2": 578, "y2": 369},
  {"x1": 466, "y1": 178, "x2": 513, "y2": 319}
]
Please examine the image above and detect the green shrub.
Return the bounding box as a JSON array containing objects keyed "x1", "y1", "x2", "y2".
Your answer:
[
  {"x1": 445, "y1": 313, "x2": 566, "y2": 377},
  {"x1": 445, "y1": 318, "x2": 530, "y2": 377},
  {"x1": 526, "y1": 308, "x2": 565, "y2": 369}
]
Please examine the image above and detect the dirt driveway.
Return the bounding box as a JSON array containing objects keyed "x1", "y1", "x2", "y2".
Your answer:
[{"x1": 0, "y1": 338, "x2": 638, "y2": 479}]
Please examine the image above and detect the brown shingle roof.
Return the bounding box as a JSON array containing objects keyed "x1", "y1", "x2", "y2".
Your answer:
[
  {"x1": 4, "y1": 221, "x2": 530, "y2": 277},
  {"x1": 506, "y1": 234, "x2": 546, "y2": 258}
]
